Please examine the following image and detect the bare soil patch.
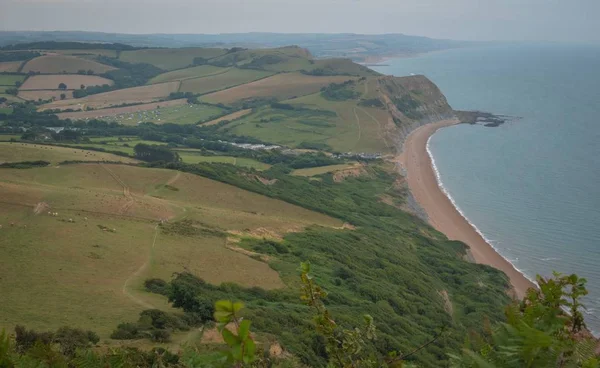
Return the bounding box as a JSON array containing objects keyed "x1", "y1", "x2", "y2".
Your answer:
[
  {"x1": 201, "y1": 109, "x2": 252, "y2": 126},
  {"x1": 333, "y1": 165, "x2": 366, "y2": 182}
]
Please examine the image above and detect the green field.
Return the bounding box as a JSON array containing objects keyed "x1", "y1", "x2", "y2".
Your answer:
[
  {"x1": 174, "y1": 150, "x2": 270, "y2": 169},
  {"x1": 221, "y1": 105, "x2": 338, "y2": 148},
  {"x1": 291, "y1": 163, "x2": 358, "y2": 176},
  {"x1": 0, "y1": 134, "x2": 20, "y2": 141},
  {"x1": 148, "y1": 65, "x2": 229, "y2": 84},
  {"x1": 291, "y1": 92, "x2": 393, "y2": 153},
  {"x1": 0, "y1": 163, "x2": 340, "y2": 336},
  {"x1": 220, "y1": 94, "x2": 392, "y2": 153},
  {"x1": 0, "y1": 107, "x2": 13, "y2": 114},
  {"x1": 0, "y1": 142, "x2": 138, "y2": 164},
  {"x1": 179, "y1": 68, "x2": 273, "y2": 95},
  {"x1": 119, "y1": 48, "x2": 228, "y2": 70},
  {"x1": 206, "y1": 46, "x2": 313, "y2": 71},
  {"x1": 61, "y1": 139, "x2": 169, "y2": 155},
  {"x1": 0, "y1": 74, "x2": 26, "y2": 86},
  {"x1": 95, "y1": 104, "x2": 227, "y2": 125},
  {"x1": 0, "y1": 93, "x2": 25, "y2": 103}
]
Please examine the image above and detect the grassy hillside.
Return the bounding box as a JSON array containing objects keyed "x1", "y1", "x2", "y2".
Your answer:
[
  {"x1": 21, "y1": 55, "x2": 116, "y2": 74},
  {"x1": 0, "y1": 42, "x2": 524, "y2": 367},
  {"x1": 0, "y1": 142, "x2": 138, "y2": 164},
  {"x1": 39, "y1": 81, "x2": 180, "y2": 111},
  {"x1": 148, "y1": 65, "x2": 228, "y2": 84},
  {"x1": 179, "y1": 68, "x2": 273, "y2": 95},
  {"x1": 217, "y1": 77, "x2": 396, "y2": 154},
  {"x1": 119, "y1": 48, "x2": 228, "y2": 70},
  {"x1": 0, "y1": 163, "x2": 341, "y2": 336},
  {"x1": 20, "y1": 75, "x2": 113, "y2": 90},
  {"x1": 201, "y1": 73, "x2": 357, "y2": 104},
  {"x1": 0, "y1": 61, "x2": 23, "y2": 72}
]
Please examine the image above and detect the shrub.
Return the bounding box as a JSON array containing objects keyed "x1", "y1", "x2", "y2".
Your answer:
[
  {"x1": 150, "y1": 329, "x2": 170, "y2": 343},
  {"x1": 144, "y1": 278, "x2": 170, "y2": 296}
]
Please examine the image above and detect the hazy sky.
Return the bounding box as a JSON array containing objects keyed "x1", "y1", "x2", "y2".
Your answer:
[{"x1": 1, "y1": 0, "x2": 599, "y2": 43}]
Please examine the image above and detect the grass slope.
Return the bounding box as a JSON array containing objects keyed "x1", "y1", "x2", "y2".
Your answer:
[
  {"x1": 0, "y1": 142, "x2": 138, "y2": 164},
  {"x1": 0, "y1": 61, "x2": 23, "y2": 72},
  {"x1": 174, "y1": 149, "x2": 270, "y2": 169},
  {"x1": 55, "y1": 99, "x2": 188, "y2": 121},
  {"x1": 219, "y1": 84, "x2": 392, "y2": 154},
  {"x1": 20, "y1": 75, "x2": 113, "y2": 90},
  {"x1": 148, "y1": 65, "x2": 228, "y2": 84},
  {"x1": 179, "y1": 68, "x2": 273, "y2": 95},
  {"x1": 0, "y1": 75, "x2": 26, "y2": 86},
  {"x1": 0, "y1": 163, "x2": 341, "y2": 336},
  {"x1": 291, "y1": 163, "x2": 359, "y2": 176},
  {"x1": 21, "y1": 55, "x2": 116, "y2": 74},
  {"x1": 201, "y1": 73, "x2": 356, "y2": 105},
  {"x1": 119, "y1": 48, "x2": 228, "y2": 71},
  {"x1": 107, "y1": 104, "x2": 226, "y2": 126},
  {"x1": 39, "y1": 82, "x2": 180, "y2": 111}
]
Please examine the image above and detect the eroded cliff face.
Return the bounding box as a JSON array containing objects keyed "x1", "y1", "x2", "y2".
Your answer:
[{"x1": 377, "y1": 75, "x2": 455, "y2": 151}]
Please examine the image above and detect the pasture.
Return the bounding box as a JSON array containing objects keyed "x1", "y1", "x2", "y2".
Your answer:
[
  {"x1": 61, "y1": 139, "x2": 168, "y2": 155},
  {"x1": 201, "y1": 73, "x2": 356, "y2": 104},
  {"x1": 48, "y1": 49, "x2": 118, "y2": 58},
  {"x1": 21, "y1": 55, "x2": 116, "y2": 74},
  {"x1": 179, "y1": 68, "x2": 273, "y2": 95},
  {"x1": 148, "y1": 65, "x2": 228, "y2": 84},
  {"x1": 207, "y1": 46, "x2": 313, "y2": 72},
  {"x1": 0, "y1": 74, "x2": 26, "y2": 86},
  {"x1": 56, "y1": 99, "x2": 188, "y2": 121},
  {"x1": 290, "y1": 92, "x2": 394, "y2": 153},
  {"x1": 116, "y1": 104, "x2": 226, "y2": 125},
  {"x1": 308, "y1": 58, "x2": 379, "y2": 77},
  {"x1": 0, "y1": 61, "x2": 23, "y2": 72},
  {"x1": 0, "y1": 134, "x2": 20, "y2": 141},
  {"x1": 174, "y1": 150, "x2": 270, "y2": 169},
  {"x1": 19, "y1": 75, "x2": 113, "y2": 90},
  {"x1": 218, "y1": 90, "x2": 393, "y2": 154},
  {"x1": 119, "y1": 48, "x2": 228, "y2": 70},
  {"x1": 18, "y1": 90, "x2": 74, "y2": 102},
  {"x1": 39, "y1": 81, "x2": 180, "y2": 111},
  {"x1": 0, "y1": 94, "x2": 25, "y2": 103},
  {"x1": 63, "y1": 103, "x2": 225, "y2": 125},
  {"x1": 0, "y1": 163, "x2": 341, "y2": 335},
  {"x1": 0, "y1": 142, "x2": 138, "y2": 164}
]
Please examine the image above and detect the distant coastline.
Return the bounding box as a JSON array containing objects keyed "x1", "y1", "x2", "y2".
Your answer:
[{"x1": 398, "y1": 119, "x2": 536, "y2": 298}]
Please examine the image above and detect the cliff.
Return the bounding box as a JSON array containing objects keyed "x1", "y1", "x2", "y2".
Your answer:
[{"x1": 377, "y1": 75, "x2": 455, "y2": 151}]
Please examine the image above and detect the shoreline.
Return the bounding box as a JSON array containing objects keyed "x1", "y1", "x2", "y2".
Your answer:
[{"x1": 398, "y1": 119, "x2": 535, "y2": 299}]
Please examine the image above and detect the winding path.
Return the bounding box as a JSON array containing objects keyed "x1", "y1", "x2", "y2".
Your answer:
[
  {"x1": 101, "y1": 164, "x2": 135, "y2": 214},
  {"x1": 122, "y1": 224, "x2": 160, "y2": 309},
  {"x1": 353, "y1": 107, "x2": 362, "y2": 146}
]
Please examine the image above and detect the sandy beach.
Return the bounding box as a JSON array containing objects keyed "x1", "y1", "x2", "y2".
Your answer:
[{"x1": 399, "y1": 119, "x2": 535, "y2": 299}]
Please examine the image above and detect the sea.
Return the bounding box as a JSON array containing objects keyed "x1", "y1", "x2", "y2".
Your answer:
[{"x1": 373, "y1": 43, "x2": 600, "y2": 335}]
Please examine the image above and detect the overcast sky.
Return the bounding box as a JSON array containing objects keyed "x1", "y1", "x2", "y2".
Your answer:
[{"x1": 1, "y1": 0, "x2": 599, "y2": 43}]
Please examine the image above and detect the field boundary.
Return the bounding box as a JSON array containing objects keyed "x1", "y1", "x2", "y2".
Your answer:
[{"x1": 194, "y1": 69, "x2": 279, "y2": 97}]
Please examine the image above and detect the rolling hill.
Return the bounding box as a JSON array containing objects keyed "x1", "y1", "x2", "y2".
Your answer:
[{"x1": 0, "y1": 41, "x2": 523, "y2": 367}]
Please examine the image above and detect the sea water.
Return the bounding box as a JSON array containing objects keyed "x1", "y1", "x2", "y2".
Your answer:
[{"x1": 373, "y1": 43, "x2": 600, "y2": 335}]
